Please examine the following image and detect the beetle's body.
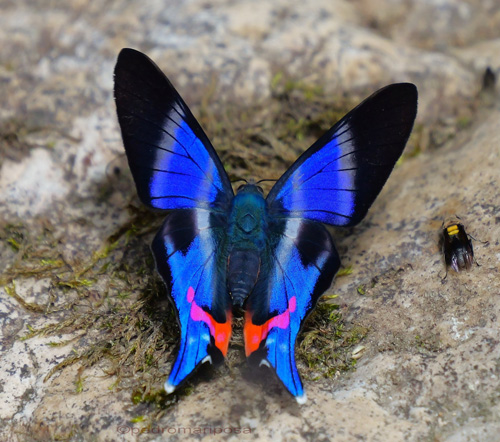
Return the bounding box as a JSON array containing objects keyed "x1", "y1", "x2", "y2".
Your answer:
[{"x1": 442, "y1": 222, "x2": 474, "y2": 272}]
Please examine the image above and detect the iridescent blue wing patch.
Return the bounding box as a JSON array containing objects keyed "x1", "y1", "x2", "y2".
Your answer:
[
  {"x1": 267, "y1": 83, "x2": 418, "y2": 226},
  {"x1": 152, "y1": 208, "x2": 232, "y2": 392},
  {"x1": 243, "y1": 218, "x2": 340, "y2": 402},
  {"x1": 114, "y1": 48, "x2": 233, "y2": 210}
]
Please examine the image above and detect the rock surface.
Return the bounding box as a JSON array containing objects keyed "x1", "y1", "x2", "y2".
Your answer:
[{"x1": 1, "y1": 0, "x2": 499, "y2": 441}]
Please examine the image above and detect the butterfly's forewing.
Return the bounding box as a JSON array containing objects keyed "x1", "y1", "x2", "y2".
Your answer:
[
  {"x1": 114, "y1": 48, "x2": 234, "y2": 392},
  {"x1": 244, "y1": 218, "x2": 340, "y2": 402},
  {"x1": 266, "y1": 83, "x2": 418, "y2": 226},
  {"x1": 114, "y1": 48, "x2": 233, "y2": 210},
  {"x1": 245, "y1": 84, "x2": 418, "y2": 401}
]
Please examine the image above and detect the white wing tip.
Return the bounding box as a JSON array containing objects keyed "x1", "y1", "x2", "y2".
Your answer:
[
  {"x1": 202, "y1": 355, "x2": 213, "y2": 365},
  {"x1": 259, "y1": 359, "x2": 271, "y2": 368},
  {"x1": 296, "y1": 392, "x2": 307, "y2": 405},
  {"x1": 164, "y1": 381, "x2": 176, "y2": 394}
]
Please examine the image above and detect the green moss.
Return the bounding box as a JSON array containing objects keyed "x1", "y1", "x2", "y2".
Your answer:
[
  {"x1": 39, "y1": 258, "x2": 64, "y2": 267},
  {"x1": 130, "y1": 415, "x2": 145, "y2": 423},
  {"x1": 457, "y1": 116, "x2": 472, "y2": 129},
  {"x1": 57, "y1": 279, "x2": 94, "y2": 289},
  {"x1": 196, "y1": 70, "x2": 356, "y2": 187},
  {"x1": 337, "y1": 266, "x2": 353, "y2": 277},
  {"x1": 296, "y1": 294, "x2": 368, "y2": 381},
  {"x1": 130, "y1": 385, "x2": 186, "y2": 411},
  {"x1": 0, "y1": 221, "x2": 68, "y2": 286},
  {"x1": 75, "y1": 376, "x2": 84, "y2": 394},
  {"x1": 7, "y1": 237, "x2": 22, "y2": 251},
  {"x1": 270, "y1": 71, "x2": 284, "y2": 90}
]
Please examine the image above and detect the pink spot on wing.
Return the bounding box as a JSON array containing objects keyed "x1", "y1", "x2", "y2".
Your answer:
[
  {"x1": 185, "y1": 286, "x2": 232, "y2": 355},
  {"x1": 187, "y1": 286, "x2": 195, "y2": 303},
  {"x1": 267, "y1": 307, "x2": 291, "y2": 330},
  {"x1": 190, "y1": 300, "x2": 214, "y2": 334}
]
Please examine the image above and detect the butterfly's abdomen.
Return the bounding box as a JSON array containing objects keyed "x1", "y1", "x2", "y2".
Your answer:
[{"x1": 227, "y1": 249, "x2": 260, "y2": 307}]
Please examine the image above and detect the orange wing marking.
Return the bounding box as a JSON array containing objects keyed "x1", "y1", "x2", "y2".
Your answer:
[
  {"x1": 243, "y1": 296, "x2": 297, "y2": 356},
  {"x1": 187, "y1": 286, "x2": 232, "y2": 355}
]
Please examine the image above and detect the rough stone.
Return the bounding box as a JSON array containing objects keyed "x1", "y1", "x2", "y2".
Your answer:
[{"x1": 1, "y1": 0, "x2": 500, "y2": 441}]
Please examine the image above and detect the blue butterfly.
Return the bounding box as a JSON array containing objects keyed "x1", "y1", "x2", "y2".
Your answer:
[{"x1": 114, "y1": 48, "x2": 418, "y2": 403}]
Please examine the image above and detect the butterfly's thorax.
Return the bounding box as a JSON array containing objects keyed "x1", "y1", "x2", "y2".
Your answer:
[{"x1": 227, "y1": 185, "x2": 268, "y2": 307}]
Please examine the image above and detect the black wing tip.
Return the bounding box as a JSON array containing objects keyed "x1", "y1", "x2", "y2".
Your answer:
[
  {"x1": 116, "y1": 47, "x2": 149, "y2": 65},
  {"x1": 376, "y1": 82, "x2": 418, "y2": 101},
  {"x1": 354, "y1": 82, "x2": 418, "y2": 136},
  {"x1": 113, "y1": 47, "x2": 173, "y2": 108},
  {"x1": 382, "y1": 82, "x2": 417, "y2": 92},
  {"x1": 367, "y1": 83, "x2": 418, "y2": 119},
  {"x1": 114, "y1": 48, "x2": 163, "y2": 82},
  {"x1": 369, "y1": 83, "x2": 418, "y2": 114},
  {"x1": 376, "y1": 82, "x2": 418, "y2": 117}
]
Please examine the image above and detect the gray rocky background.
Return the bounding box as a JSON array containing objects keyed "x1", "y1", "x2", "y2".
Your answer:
[{"x1": 1, "y1": 0, "x2": 500, "y2": 441}]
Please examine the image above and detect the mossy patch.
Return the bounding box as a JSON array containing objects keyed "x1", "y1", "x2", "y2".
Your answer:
[{"x1": 298, "y1": 297, "x2": 368, "y2": 380}]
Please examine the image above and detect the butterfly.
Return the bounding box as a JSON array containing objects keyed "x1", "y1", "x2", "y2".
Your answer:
[{"x1": 114, "y1": 48, "x2": 418, "y2": 403}]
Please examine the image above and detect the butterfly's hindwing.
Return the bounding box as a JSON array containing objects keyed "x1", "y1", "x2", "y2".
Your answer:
[
  {"x1": 152, "y1": 208, "x2": 232, "y2": 392},
  {"x1": 267, "y1": 83, "x2": 418, "y2": 226},
  {"x1": 244, "y1": 218, "x2": 340, "y2": 400}
]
